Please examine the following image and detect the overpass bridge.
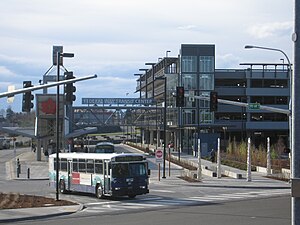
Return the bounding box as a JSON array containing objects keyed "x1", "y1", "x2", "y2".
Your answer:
[{"x1": 72, "y1": 98, "x2": 164, "y2": 133}]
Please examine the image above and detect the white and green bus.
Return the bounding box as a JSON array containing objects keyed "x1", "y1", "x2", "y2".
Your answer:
[{"x1": 49, "y1": 152, "x2": 149, "y2": 198}]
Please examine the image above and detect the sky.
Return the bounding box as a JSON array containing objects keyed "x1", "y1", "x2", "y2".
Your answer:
[{"x1": 0, "y1": 0, "x2": 294, "y2": 113}]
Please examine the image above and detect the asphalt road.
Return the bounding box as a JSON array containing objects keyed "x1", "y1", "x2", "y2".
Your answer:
[
  {"x1": 6, "y1": 196, "x2": 290, "y2": 225},
  {"x1": 0, "y1": 145, "x2": 291, "y2": 225}
]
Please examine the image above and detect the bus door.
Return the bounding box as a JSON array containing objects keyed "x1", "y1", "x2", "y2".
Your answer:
[
  {"x1": 67, "y1": 160, "x2": 72, "y2": 190},
  {"x1": 103, "y1": 160, "x2": 111, "y2": 194}
]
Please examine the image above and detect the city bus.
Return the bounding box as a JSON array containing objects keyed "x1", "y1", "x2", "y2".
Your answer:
[
  {"x1": 49, "y1": 152, "x2": 149, "y2": 198},
  {"x1": 93, "y1": 142, "x2": 114, "y2": 153}
]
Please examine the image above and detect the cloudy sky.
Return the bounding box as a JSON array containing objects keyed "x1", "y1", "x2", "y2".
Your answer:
[{"x1": 0, "y1": 0, "x2": 294, "y2": 112}]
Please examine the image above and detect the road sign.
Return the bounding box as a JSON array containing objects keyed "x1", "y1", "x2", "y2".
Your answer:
[
  {"x1": 248, "y1": 103, "x2": 260, "y2": 110},
  {"x1": 155, "y1": 149, "x2": 163, "y2": 163}
]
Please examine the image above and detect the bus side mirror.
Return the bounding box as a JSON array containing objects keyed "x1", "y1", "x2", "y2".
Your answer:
[{"x1": 148, "y1": 169, "x2": 151, "y2": 176}]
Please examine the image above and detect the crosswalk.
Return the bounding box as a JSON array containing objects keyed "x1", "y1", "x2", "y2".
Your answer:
[{"x1": 81, "y1": 189, "x2": 290, "y2": 214}]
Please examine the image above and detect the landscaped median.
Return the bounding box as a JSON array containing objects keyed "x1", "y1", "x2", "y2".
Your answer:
[{"x1": 0, "y1": 192, "x2": 77, "y2": 209}]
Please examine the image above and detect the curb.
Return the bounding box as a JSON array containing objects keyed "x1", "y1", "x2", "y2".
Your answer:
[{"x1": 0, "y1": 204, "x2": 83, "y2": 224}]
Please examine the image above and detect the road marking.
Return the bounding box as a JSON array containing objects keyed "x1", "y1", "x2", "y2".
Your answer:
[
  {"x1": 150, "y1": 189, "x2": 175, "y2": 193},
  {"x1": 85, "y1": 201, "x2": 118, "y2": 206},
  {"x1": 82, "y1": 189, "x2": 290, "y2": 214}
]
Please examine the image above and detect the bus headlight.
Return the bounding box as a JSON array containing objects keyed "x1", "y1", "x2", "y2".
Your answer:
[{"x1": 139, "y1": 186, "x2": 146, "y2": 189}]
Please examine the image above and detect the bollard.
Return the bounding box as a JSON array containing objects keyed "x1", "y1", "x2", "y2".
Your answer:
[
  {"x1": 17, "y1": 166, "x2": 20, "y2": 178},
  {"x1": 247, "y1": 137, "x2": 252, "y2": 182},
  {"x1": 27, "y1": 168, "x2": 30, "y2": 179},
  {"x1": 17, "y1": 158, "x2": 21, "y2": 174},
  {"x1": 16, "y1": 159, "x2": 21, "y2": 178}
]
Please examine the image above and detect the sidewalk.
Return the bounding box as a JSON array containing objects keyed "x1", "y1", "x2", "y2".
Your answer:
[
  {"x1": 0, "y1": 145, "x2": 290, "y2": 223},
  {"x1": 134, "y1": 143, "x2": 291, "y2": 189},
  {"x1": 1, "y1": 150, "x2": 82, "y2": 223},
  {"x1": 6, "y1": 151, "x2": 49, "y2": 180},
  {"x1": 0, "y1": 205, "x2": 82, "y2": 224}
]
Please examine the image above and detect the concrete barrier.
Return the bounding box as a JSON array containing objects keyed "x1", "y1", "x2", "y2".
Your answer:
[
  {"x1": 281, "y1": 168, "x2": 291, "y2": 179},
  {"x1": 223, "y1": 170, "x2": 243, "y2": 179},
  {"x1": 180, "y1": 168, "x2": 217, "y2": 179},
  {"x1": 256, "y1": 166, "x2": 274, "y2": 174},
  {"x1": 170, "y1": 154, "x2": 243, "y2": 179}
]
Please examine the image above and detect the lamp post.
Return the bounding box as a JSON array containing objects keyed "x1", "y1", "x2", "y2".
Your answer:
[
  {"x1": 293, "y1": 2, "x2": 300, "y2": 223},
  {"x1": 139, "y1": 69, "x2": 149, "y2": 148},
  {"x1": 166, "y1": 50, "x2": 171, "y2": 58},
  {"x1": 134, "y1": 73, "x2": 143, "y2": 100},
  {"x1": 139, "y1": 69, "x2": 148, "y2": 98},
  {"x1": 145, "y1": 63, "x2": 156, "y2": 98},
  {"x1": 155, "y1": 76, "x2": 167, "y2": 178},
  {"x1": 244, "y1": 45, "x2": 292, "y2": 153},
  {"x1": 245, "y1": 45, "x2": 300, "y2": 223},
  {"x1": 56, "y1": 51, "x2": 74, "y2": 201}
]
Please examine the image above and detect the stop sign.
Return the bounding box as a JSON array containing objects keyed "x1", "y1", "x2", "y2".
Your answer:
[{"x1": 155, "y1": 149, "x2": 163, "y2": 162}]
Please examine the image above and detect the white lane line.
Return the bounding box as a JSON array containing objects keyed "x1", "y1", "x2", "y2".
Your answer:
[
  {"x1": 189, "y1": 196, "x2": 229, "y2": 201},
  {"x1": 150, "y1": 189, "x2": 175, "y2": 193},
  {"x1": 85, "y1": 201, "x2": 119, "y2": 206}
]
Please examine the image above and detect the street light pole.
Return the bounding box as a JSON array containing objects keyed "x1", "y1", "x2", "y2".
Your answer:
[
  {"x1": 163, "y1": 77, "x2": 167, "y2": 178},
  {"x1": 292, "y1": 1, "x2": 300, "y2": 223},
  {"x1": 154, "y1": 76, "x2": 167, "y2": 178},
  {"x1": 166, "y1": 50, "x2": 171, "y2": 58},
  {"x1": 245, "y1": 44, "x2": 300, "y2": 224},
  {"x1": 244, "y1": 44, "x2": 292, "y2": 153},
  {"x1": 56, "y1": 51, "x2": 74, "y2": 201}
]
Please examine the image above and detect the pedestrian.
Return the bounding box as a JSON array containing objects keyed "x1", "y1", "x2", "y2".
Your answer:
[{"x1": 210, "y1": 149, "x2": 216, "y2": 163}]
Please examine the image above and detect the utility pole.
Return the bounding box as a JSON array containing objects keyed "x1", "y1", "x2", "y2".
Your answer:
[{"x1": 292, "y1": 1, "x2": 300, "y2": 224}]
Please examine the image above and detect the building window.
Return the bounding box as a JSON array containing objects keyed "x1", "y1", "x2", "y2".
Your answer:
[
  {"x1": 182, "y1": 56, "x2": 197, "y2": 72},
  {"x1": 183, "y1": 109, "x2": 196, "y2": 124},
  {"x1": 251, "y1": 96, "x2": 288, "y2": 105},
  {"x1": 251, "y1": 79, "x2": 288, "y2": 88},
  {"x1": 199, "y1": 56, "x2": 214, "y2": 72},
  {"x1": 199, "y1": 74, "x2": 214, "y2": 90},
  {"x1": 199, "y1": 91, "x2": 210, "y2": 108},
  {"x1": 199, "y1": 109, "x2": 213, "y2": 123},
  {"x1": 250, "y1": 113, "x2": 288, "y2": 121},
  {"x1": 182, "y1": 74, "x2": 197, "y2": 90},
  {"x1": 215, "y1": 79, "x2": 246, "y2": 87}
]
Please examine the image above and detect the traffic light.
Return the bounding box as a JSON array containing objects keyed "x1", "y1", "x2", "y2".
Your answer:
[
  {"x1": 64, "y1": 72, "x2": 76, "y2": 104},
  {"x1": 210, "y1": 91, "x2": 218, "y2": 112},
  {"x1": 22, "y1": 81, "x2": 34, "y2": 112},
  {"x1": 176, "y1": 86, "x2": 185, "y2": 107}
]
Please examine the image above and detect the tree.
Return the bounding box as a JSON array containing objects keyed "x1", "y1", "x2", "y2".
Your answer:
[{"x1": 6, "y1": 106, "x2": 14, "y2": 123}]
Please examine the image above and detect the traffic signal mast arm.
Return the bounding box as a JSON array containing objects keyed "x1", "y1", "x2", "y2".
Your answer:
[
  {"x1": 192, "y1": 95, "x2": 290, "y2": 115},
  {"x1": 0, "y1": 74, "x2": 97, "y2": 99}
]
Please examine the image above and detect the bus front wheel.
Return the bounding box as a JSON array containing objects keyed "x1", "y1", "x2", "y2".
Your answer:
[
  {"x1": 128, "y1": 194, "x2": 136, "y2": 199},
  {"x1": 96, "y1": 184, "x2": 103, "y2": 199}
]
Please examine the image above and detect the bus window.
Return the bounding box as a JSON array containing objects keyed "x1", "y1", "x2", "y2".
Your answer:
[
  {"x1": 94, "y1": 142, "x2": 114, "y2": 153},
  {"x1": 112, "y1": 163, "x2": 129, "y2": 178},
  {"x1": 79, "y1": 159, "x2": 86, "y2": 172},
  {"x1": 73, "y1": 159, "x2": 78, "y2": 172},
  {"x1": 129, "y1": 163, "x2": 147, "y2": 176},
  {"x1": 54, "y1": 158, "x2": 57, "y2": 170},
  {"x1": 86, "y1": 159, "x2": 94, "y2": 173},
  {"x1": 61, "y1": 158, "x2": 67, "y2": 172},
  {"x1": 95, "y1": 159, "x2": 103, "y2": 174}
]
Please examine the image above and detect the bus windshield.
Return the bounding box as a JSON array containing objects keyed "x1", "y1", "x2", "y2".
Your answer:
[
  {"x1": 94, "y1": 143, "x2": 114, "y2": 153},
  {"x1": 112, "y1": 163, "x2": 147, "y2": 178}
]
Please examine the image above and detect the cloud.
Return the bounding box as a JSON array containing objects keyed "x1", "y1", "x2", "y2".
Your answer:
[
  {"x1": 216, "y1": 53, "x2": 242, "y2": 68},
  {"x1": 177, "y1": 25, "x2": 197, "y2": 31},
  {"x1": 247, "y1": 21, "x2": 293, "y2": 39},
  {"x1": 0, "y1": 66, "x2": 16, "y2": 77}
]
